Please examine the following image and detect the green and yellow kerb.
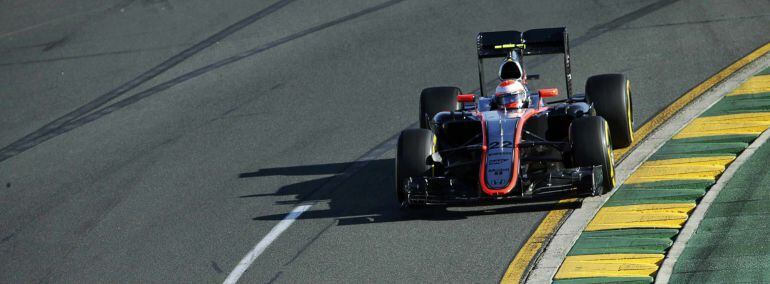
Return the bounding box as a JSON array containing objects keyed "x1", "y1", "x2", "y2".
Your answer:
[{"x1": 553, "y1": 66, "x2": 770, "y2": 284}]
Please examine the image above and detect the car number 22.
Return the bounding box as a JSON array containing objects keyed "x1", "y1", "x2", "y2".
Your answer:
[{"x1": 488, "y1": 141, "x2": 513, "y2": 148}]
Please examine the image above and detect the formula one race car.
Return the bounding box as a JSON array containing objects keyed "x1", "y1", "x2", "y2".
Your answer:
[{"x1": 396, "y1": 27, "x2": 633, "y2": 207}]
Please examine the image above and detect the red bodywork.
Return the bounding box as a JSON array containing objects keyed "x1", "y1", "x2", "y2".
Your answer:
[{"x1": 477, "y1": 106, "x2": 549, "y2": 196}]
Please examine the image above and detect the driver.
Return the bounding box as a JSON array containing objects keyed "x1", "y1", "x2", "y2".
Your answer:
[{"x1": 494, "y1": 79, "x2": 529, "y2": 109}]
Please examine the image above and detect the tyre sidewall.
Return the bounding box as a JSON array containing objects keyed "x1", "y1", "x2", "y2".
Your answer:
[
  {"x1": 419, "y1": 87, "x2": 461, "y2": 129},
  {"x1": 396, "y1": 129, "x2": 434, "y2": 203},
  {"x1": 570, "y1": 116, "x2": 615, "y2": 192},
  {"x1": 586, "y1": 74, "x2": 633, "y2": 148}
]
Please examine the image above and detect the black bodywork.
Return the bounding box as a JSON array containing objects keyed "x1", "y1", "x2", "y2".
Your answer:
[{"x1": 404, "y1": 99, "x2": 603, "y2": 205}]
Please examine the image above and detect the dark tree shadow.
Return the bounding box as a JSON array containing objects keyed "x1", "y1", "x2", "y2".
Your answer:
[{"x1": 239, "y1": 158, "x2": 583, "y2": 225}]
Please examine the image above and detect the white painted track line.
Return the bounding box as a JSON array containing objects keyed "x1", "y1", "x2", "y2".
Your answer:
[
  {"x1": 223, "y1": 204, "x2": 313, "y2": 284},
  {"x1": 220, "y1": 130, "x2": 399, "y2": 283}
]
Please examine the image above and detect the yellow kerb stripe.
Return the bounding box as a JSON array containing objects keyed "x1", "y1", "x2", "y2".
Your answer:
[
  {"x1": 555, "y1": 254, "x2": 665, "y2": 279},
  {"x1": 641, "y1": 155, "x2": 735, "y2": 167},
  {"x1": 500, "y1": 199, "x2": 577, "y2": 284},
  {"x1": 727, "y1": 74, "x2": 770, "y2": 96},
  {"x1": 585, "y1": 203, "x2": 696, "y2": 231},
  {"x1": 624, "y1": 155, "x2": 734, "y2": 184},
  {"x1": 674, "y1": 112, "x2": 770, "y2": 139}
]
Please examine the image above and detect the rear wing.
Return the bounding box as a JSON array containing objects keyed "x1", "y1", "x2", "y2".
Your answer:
[{"x1": 475, "y1": 27, "x2": 572, "y2": 98}]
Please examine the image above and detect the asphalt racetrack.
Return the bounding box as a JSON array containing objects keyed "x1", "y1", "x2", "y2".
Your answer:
[{"x1": 1, "y1": 0, "x2": 769, "y2": 282}]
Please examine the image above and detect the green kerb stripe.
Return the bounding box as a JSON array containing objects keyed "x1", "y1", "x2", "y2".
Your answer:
[
  {"x1": 569, "y1": 237, "x2": 671, "y2": 255},
  {"x1": 619, "y1": 180, "x2": 714, "y2": 190},
  {"x1": 700, "y1": 92, "x2": 770, "y2": 117},
  {"x1": 605, "y1": 188, "x2": 705, "y2": 207},
  {"x1": 648, "y1": 142, "x2": 745, "y2": 160},
  {"x1": 578, "y1": 228, "x2": 680, "y2": 239},
  {"x1": 670, "y1": 134, "x2": 757, "y2": 144},
  {"x1": 569, "y1": 229, "x2": 679, "y2": 256},
  {"x1": 757, "y1": 66, "x2": 770, "y2": 76}
]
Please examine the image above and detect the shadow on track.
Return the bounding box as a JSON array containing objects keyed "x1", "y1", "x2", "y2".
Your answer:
[
  {"x1": 233, "y1": 0, "x2": 679, "y2": 226},
  {"x1": 239, "y1": 159, "x2": 582, "y2": 225}
]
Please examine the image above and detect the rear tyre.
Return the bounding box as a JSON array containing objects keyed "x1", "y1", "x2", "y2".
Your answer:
[
  {"x1": 419, "y1": 87, "x2": 461, "y2": 129},
  {"x1": 570, "y1": 116, "x2": 615, "y2": 194},
  {"x1": 396, "y1": 129, "x2": 434, "y2": 208},
  {"x1": 585, "y1": 74, "x2": 633, "y2": 148}
]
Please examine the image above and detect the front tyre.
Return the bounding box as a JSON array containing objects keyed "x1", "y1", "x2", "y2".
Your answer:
[
  {"x1": 586, "y1": 74, "x2": 633, "y2": 148},
  {"x1": 419, "y1": 87, "x2": 461, "y2": 129},
  {"x1": 570, "y1": 116, "x2": 615, "y2": 194},
  {"x1": 396, "y1": 129, "x2": 434, "y2": 208}
]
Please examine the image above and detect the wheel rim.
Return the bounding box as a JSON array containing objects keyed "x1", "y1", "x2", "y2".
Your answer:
[
  {"x1": 626, "y1": 80, "x2": 633, "y2": 142},
  {"x1": 604, "y1": 120, "x2": 616, "y2": 189}
]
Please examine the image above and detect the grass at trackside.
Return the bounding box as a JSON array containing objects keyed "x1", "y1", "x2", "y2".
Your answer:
[{"x1": 669, "y1": 132, "x2": 770, "y2": 282}]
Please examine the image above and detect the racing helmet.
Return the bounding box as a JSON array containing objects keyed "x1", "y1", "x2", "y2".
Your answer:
[{"x1": 494, "y1": 79, "x2": 528, "y2": 109}]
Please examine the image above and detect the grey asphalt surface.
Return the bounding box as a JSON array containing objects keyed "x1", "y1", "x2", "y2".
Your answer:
[{"x1": 1, "y1": 0, "x2": 769, "y2": 283}]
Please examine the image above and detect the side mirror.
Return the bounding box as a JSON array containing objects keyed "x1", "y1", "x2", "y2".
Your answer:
[
  {"x1": 457, "y1": 94, "x2": 475, "y2": 103},
  {"x1": 538, "y1": 88, "x2": 559, "y2": 98},
  {"x1": 526, "y1": 74, "x2": 540, "y2": 81}
]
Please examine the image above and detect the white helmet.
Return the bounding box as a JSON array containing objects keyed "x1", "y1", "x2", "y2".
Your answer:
[{"x1": 494, "y1": 80, "x2": 527, "y2": 109}]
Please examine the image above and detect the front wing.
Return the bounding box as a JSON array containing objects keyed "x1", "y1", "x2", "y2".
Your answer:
[{"x1": 402, "y1": 165, "x2": 603, "y2": 206}]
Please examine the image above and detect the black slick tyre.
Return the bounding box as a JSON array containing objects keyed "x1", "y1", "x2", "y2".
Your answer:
[
  {"x1": 585, "y1": 74, "x2": 633, "y2": 148},
  {"x1": 396, "y1": 128, "x2": 434, "y2": 208},
  {"x1": 419, "y1": 87, "x2": 461, "y2": 129},
  {"x1": 570, "y1": 116, "x2": 615, "y2": 194}
]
